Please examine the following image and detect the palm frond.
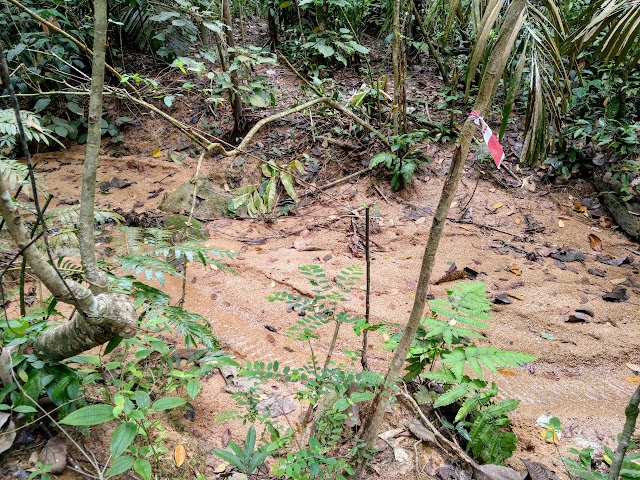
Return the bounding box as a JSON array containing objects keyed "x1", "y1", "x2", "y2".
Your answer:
[{"x1": 567, "y1": 0, "x2": 640, "y2": 67}]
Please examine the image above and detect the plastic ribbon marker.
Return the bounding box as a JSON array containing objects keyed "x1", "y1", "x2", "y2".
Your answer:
[{"x1": 469, "y1": 110, "x2": 505, "y2": 169}]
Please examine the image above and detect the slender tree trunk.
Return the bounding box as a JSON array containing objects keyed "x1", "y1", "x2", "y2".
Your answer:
[
  {"x1": 609, "y1": 384, "x2": 640, "y2": 480},
  {"x1": 315, "y1": 0, "x2": 328, "y2": 31},
  {"x1": 268, "y1": 10, "x2": 278, "y2": 51},
  {"x1": 392, "y1": 0, "x2": 404, "y2": 137},
  {"x1": 222, "y1": 0, "x2": 244, "y2": 142},
  {"x1": 78, "y1": 0, "x2": 108, "y2": 294},
  {"x1": 354, "y1": 0, "x2": 527, "y2": 475}
]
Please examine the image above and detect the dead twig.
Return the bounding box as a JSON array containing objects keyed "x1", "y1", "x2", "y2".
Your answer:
[{"x1": 400, "y1": 390, "x2": 480, "y2": 470}]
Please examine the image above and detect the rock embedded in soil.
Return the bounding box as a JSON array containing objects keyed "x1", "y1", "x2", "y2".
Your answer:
[
  {"x1": 163, "y1": 214, "x2": 207, "y2": 240},
  {"x1": 159, "y1": 178, "x2": 233, "y2": 219}
]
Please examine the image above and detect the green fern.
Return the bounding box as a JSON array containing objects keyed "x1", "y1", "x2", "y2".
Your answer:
[
  {"x1": 119, "y1": 254, "x2": 181, "y2": 285},
  {"x1": 0, "y1": 157, "x2": 45, "y2": 196},
  {"x1": 0, "y1": 109, "x2": 62, "y2": 151},
  {"x1": 441, "y1": 345, "x2": 536, "y2": 381},
  {"x1": 431, "y1": 376, "x2": 487, "y2": 409},
  {"x1": 467, "y1": 399, "x2": 520, "y2": 465}
]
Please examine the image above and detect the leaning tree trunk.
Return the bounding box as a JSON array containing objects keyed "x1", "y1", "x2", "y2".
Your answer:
[
  {"x1": 354, "y1": 0, "x2": 527, "y2": 475},
  {"x1": 0, "y1": 0, "x2": 137, "y2": 373}
]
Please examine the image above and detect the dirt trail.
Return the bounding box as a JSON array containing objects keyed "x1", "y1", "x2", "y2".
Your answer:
[{"x1": 33, "y1": 135, "x2": 640, "y2": 477}]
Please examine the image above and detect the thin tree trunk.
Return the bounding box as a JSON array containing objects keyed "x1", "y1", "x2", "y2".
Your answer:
[
  {"x1": 222, "y1": 0, "x2": 244, "y2": 142},
  {"x1": 609, "y1": 384, "x2": 640, "y2": 480},
  {"x1": 392, "y1": 0, "x2": 404, "y2": 137},
  {"x1": 78, "y1": 0, "x2": 108, "y2": 294},
  {"x1": 354, "y1": 0, "x2": 527, "y2": 475}
]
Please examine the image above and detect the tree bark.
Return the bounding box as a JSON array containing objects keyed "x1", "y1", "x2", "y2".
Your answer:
[
  {"x1": 609, "y1": 384, "x2": 640, "y2": 480},
  {"x1": 354, "y1": 0, "x2": 527, "y2": 475},
  {"x1": 78, "y1": 0, "x2": 108, "y2": 294},
  {"x1": 222, "y1": 0, "x2": 244, "y2": 142}
]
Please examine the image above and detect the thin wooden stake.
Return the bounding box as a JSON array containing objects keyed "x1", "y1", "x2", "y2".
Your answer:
[{"x1": 361, "y1": 206, "x2": 371, "y2": 371}]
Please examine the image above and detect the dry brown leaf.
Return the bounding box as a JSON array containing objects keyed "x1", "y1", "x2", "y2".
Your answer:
[
  {"x1": 406, "y1": 419, "x2": 435, "y2": 443},
  {"x1": 539, "y1": 429, "x2": 560, "y2": 445},
  {"x1": 458, "y1": 224, "x2": 470, "y2": 230},
  {"x1": 497, "y1": 368, "x2": 517, "y2": 376},
  {"x1": 174, "y1": 444, "x2": 186, "y2": 467},
  {"x1": 509, "y1": 264, "x2": 522, "y2": 276},
  {"x1": 152, "y1": 147, "x2": 162, "y2": 158},
  {"x1": 588, "y1": 234, "x2": 603, "y2": 252}
]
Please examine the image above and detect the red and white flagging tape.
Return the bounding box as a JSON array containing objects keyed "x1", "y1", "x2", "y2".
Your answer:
[{"x1": 469, "y1": 110, "x2": 505, "y2": 169}]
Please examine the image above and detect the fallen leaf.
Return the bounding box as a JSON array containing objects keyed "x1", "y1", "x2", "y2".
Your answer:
[
  {"x1": 497, "y1": 368, "x2": 517, "y2": 376},
  {"x1": 406, "y1": 419, "x2": 435, "y2": 443},
  {"x1": 588, "y1": 234, "x2": 603, "y2": 252},
  {"x1": 507, "y1": 293, "x2": 524, "y2": 301},
  {"x1": 152, "y1": 147, "x2": 162, "y2": 158},
  {"x1": 492, "y1": 293, "x2": 513, "y2": 304},
  {"x1": 175, "y1": 444, "x2": 186, "y2": 467},
  {"x1": 550, "y1": 249, "x2": 585, "y2": 262},
  {"x1": 492, "y1": 202, "x2": 504, "y2": 210},
  {"x1": 39, "y1": 437, "x2": 68, "y2": 474},
  {"x1": 458, "y1": 224, "x2": 470, "y2": 230},
  {"x1": 565, "y1": 312, "x2": 588, "y2": 323},
  {"x1": 602, "y1": 286, "x2": 628, "y2": 302},
  {"x1": 626, "y1": 377, "x2": 640, "y2": 383},
  {"x1": 626, "y1": 363, "x2": 640, "y2": 374},
  {"x1": 266, "y1": 334, "x2": 276, "y2": 344},
  {"x1": 540, "y1": 332, "x2": 558, "y2": 341},
  {"x1": 558, "y1": 219, "x2": 565, "y2": 228},
  {"x1": 394, "y1": 446, "x2": 409, "y2": 462},
  {"x1": 214, "y1": 463, "x2": 227, "y2": 473},
  {"x1": 509, "y1": 264, "x2": 522, "y2": 276},
  {"x1": 540, "y1": 428, "x2": 560, "y2": 444}
]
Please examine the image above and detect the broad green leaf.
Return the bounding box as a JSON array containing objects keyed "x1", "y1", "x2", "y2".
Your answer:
[
  {"x1": 106, "y1": 455, "x2": 134, "y2": 477},
  {"x1": 280, "y1": 172, "x2": 297, "y2": 201},
  {"x1": 134, "y1": 458, "x2": 152, "y2": 480},
  {"x1": 151, "y1": 397, "x2": 187, "y2": 411},
  {"x1": 110, "y1": 421, "x2": 137, "y2": 457},
  {"x1": 186, "y1": 379, "x2": 201, "y2": 399},
  {"x1": 60, "y1": 404, "x2": 115, "y2": 426}
]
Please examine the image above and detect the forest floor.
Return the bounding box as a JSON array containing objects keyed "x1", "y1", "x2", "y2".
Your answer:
[{"x1": 5, "y1": 24, "x2": 640, "y2": 480}]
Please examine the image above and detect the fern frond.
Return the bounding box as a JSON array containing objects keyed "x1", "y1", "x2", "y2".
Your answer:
[
  {"x1": 149, "y1": 305, "x2": 218, "y2": 350},
  {"x1": 433, "y1": 378, "x2": 487, "y2": 408},
  {"x1": 157, "y1": 240, "x2": 235, "y2": 271},
  {"x1": 455, "y1": 382, "x2": 498, "y2": 422},
  {"x1": 0, "y1": 109, "x2": 62, "y2": 148},
  {"x1": 45, "y1": 205, "x2": 124, "y2": 230},
  {"x1": 468, "y1": 399, "x2": 520, "y2": 464},
  {"x1": 0, "y1": 157, "x2": 43, "y2": 195},
  {"x1": 422, "y1": 317, "x2": 486, "y2": 345},
  {"x1": 119, "y1": 254, "x2": 181, "y2": 285},
  {"x1": 442, "y1": 345, "x2": 537, "y2": 381}
]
